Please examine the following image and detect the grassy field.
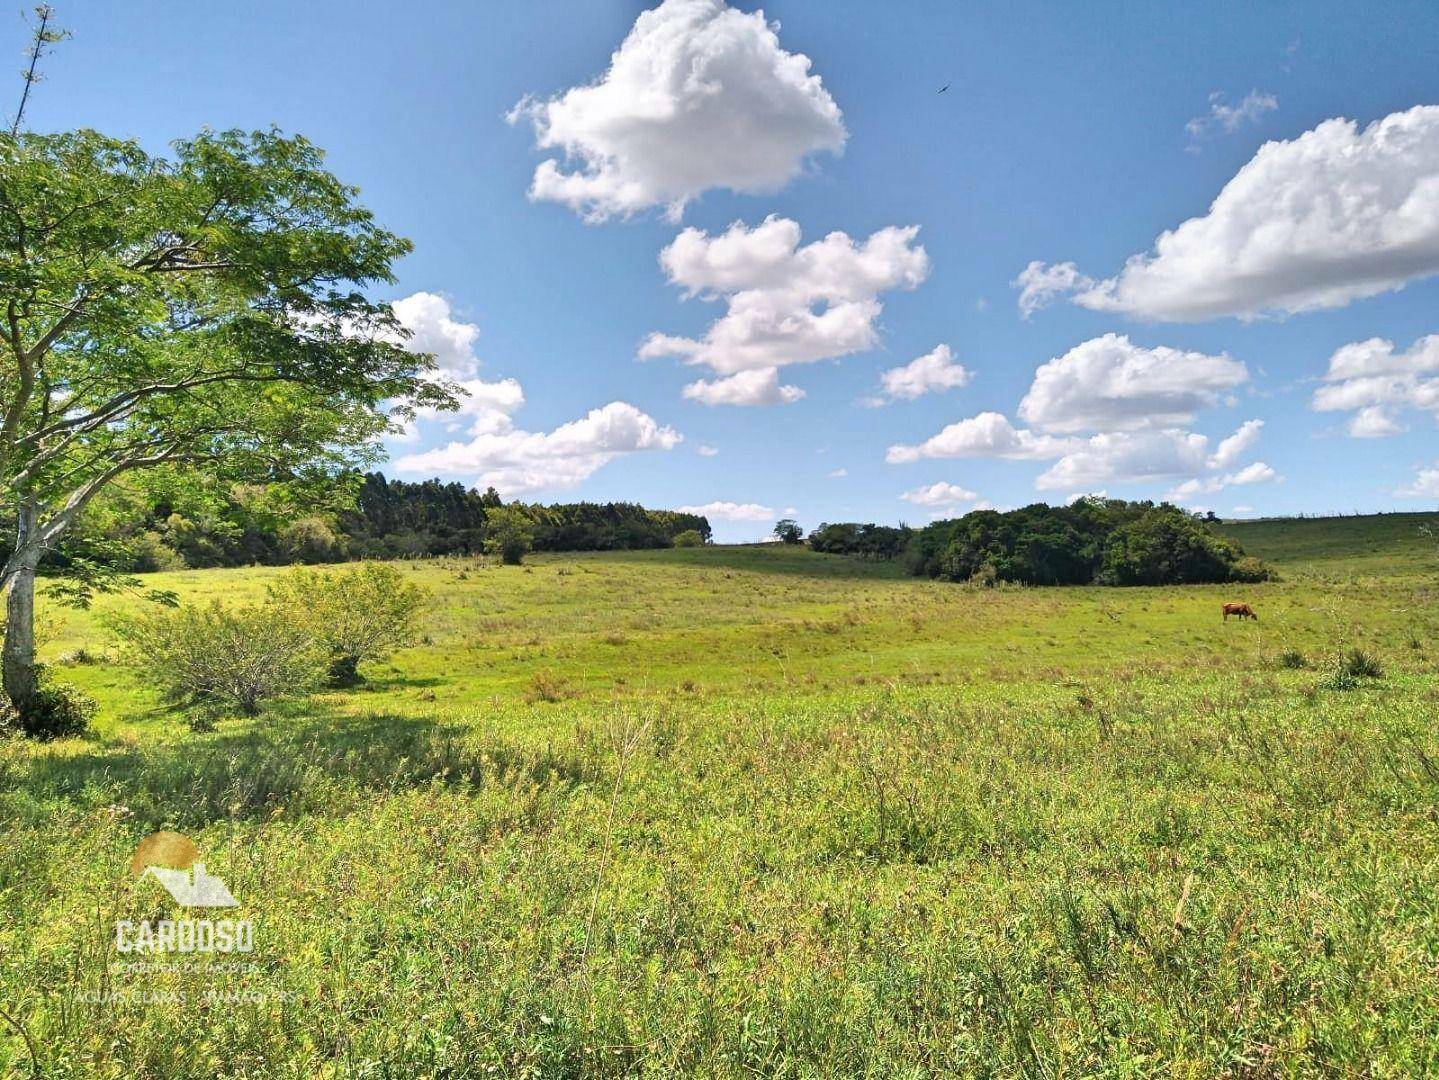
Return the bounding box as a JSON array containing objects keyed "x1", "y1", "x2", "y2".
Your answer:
[{"x1": 3, "y1": 513, "x2": 1438, "y2": 1076}]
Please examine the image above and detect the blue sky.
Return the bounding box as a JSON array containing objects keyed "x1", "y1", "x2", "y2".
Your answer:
[{"x1": 21, "y1": 0, "x2": 1439, "y2": 539}]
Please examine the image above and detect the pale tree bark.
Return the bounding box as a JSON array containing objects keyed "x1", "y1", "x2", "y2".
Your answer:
[{"x1": 2, "y1": 495, "x2": 40, "y2": 711}]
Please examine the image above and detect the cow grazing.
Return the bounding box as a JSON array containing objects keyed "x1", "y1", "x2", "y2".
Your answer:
[{"x1": 1222, "y1": 603, "x2": 1257, "y2": 621}]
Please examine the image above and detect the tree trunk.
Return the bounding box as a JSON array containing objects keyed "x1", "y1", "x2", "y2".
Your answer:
[{"x1": 2, "y1": 497, "x2": 40, "y2": 714}]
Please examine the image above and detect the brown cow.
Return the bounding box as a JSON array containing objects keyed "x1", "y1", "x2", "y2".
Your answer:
[{"x1": 1222, "y1": 603, "x2": 1257, "y2": 621}]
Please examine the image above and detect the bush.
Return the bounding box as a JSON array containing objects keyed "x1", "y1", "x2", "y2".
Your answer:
[
  {"x1": 1318, "y1": 648, "x2": 1384, "y2": 691},
  {"x1": 968, "y1": 562, "x2": 1001, "y2": 589},
  {"x1": 111, "y1": 601, "x2": 324, "y2": 717},
  {"x1": 1097, "y1": 508, "x2": 1253, "y2": 586},
  {"x1": 484, "y1": 508, "x2": 535, "y2": 565},
  {"x1": 672, "y1": 529, "x2": 705, "y2": 548},
  {"x1": 0, "y1": 667, "x2": 96, "y2": 740},
  {"x1": 278, "y1": 516, "x2": 346, "y2": 564},
  {"x1": 1229, "y1": 555, "x2": 1274, "y2": 583},
  {"x1": 1276, "y1": 649, "x2": 1307, "y2": 670},
  {"x1": 1318, "y1": 667, "x2": 1359, "y2": 692},
  {"x1": 268, "y1": 563, "x2": 427, "y2": 686},
  {"x1": 1337, "y1": 647, "x2": 1384, "y2": 679}
]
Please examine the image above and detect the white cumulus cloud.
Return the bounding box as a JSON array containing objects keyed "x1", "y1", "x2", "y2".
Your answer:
[
  {"x1": 1311, "y1": 334, "x2": 1439, "y2": 437},
  {"x1": 1017, "y1": 106, "x2": 1439, "y2": 320},
  {"x1": 682, "y1": 367, "x2": 805, "y2": 406},
  {"x1": 509, "y1": 0, "x2": 845, "y2": 222},
  {"x1": 641, "y1": 216, "x2": 929, "y2": 399},
  {"x1": 393, "y1": 401, "x2": 681, "y2": 495},
  {"x1": 1017, "y1": 333, "x2": 1248, "y2": 433},
  {"x1": 886, "y1": 412, "x2": 1075, "y2": 465},
  {"x1": 1165, "y1": 460, "x2": 1280, "y2": 502},
  {"x1": 870, "y1": 344, "x2": 970, "y2": 404},
  {"x1": 675, "y1": 500, "x2": 775, "y2": 521},
  {"x1": 900, "y1": 481, "x2": 979, "y2": 509},
  {"x1": 383, "y1": 292, "x2": 524, "y2": 442},
  {"x1": 1208, "y1": 418, "x2": 1265, "y2": 469},
  {"x1": 391, "y1": 291, "x2": 482, "y2": 376}
]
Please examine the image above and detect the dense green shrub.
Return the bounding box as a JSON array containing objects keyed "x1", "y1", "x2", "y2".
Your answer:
[
  {"x1": 1337, "y1": 647, "x2": 1384, "y2": 679},
  {"x1": 278, "y1": 516, "x2": 347, "y2": 564},
  {"x1": 0, "y1": 667, "x2": 95, "y2": 740},
  {"x1": 1096, "y1": 507, "x2": 1258, "y2": 586},
  {"x1": 268, "y1": 564, "x2": 427, "y2": 686},
  {"x1": 111, "y1": 601, "x2": 324, "y2": 717},
  {"x1": 672, "y1": 529, "x2": 705, "y2": 547}
]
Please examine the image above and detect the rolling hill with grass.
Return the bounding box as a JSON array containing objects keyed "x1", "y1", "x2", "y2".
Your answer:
[{"x1": 2, "y1": 510, "x2": 1437, "y2": 1076}]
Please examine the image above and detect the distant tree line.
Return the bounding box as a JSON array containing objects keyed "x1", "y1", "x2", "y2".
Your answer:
[
  {"x1": 9, "y1": 473, "x2": 712, "y2": 573},
  {"x1": 807, "y1": 522, "x2": 914, "y2": 560},
  {"x1": 809, "y1": 499, "x2": 1270, "y2": 586}
]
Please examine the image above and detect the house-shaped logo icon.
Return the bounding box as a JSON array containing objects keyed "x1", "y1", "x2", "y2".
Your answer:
[
  {"x1": 141, "y1": 862, "x2": 239, "y2": 908},
  {"x1": 130, "y1": 831, "x2": 240, "y2": 908}
]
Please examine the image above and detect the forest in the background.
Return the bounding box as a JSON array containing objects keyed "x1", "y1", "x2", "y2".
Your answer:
[
  {"x1": 12, "y1": 472, "x2": 712, "y2": 572},
  {"x1": 812, "y1": 499, "x2": 1271, "y2": 586}
]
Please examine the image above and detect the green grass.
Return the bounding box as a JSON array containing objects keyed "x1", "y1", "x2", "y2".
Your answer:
[
  {"x1": 3, "y1": 515, "x2": 1439, "y2": 1076},
  {"x1": 1221, "y1": 510, "x2": 1439, "y2": 577}
]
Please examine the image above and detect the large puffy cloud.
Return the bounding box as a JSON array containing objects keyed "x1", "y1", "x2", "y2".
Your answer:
[
  {"x1": 384, "y1": 292, "x2": 524, "y2": 442},
  {"x1": 869, "y1": 344, "x2": 970, "y2": 404},
  {"x1": 383, "y1": 294, "x2": 682, "y2": 493},
  {"x1": 391, "y1": 292, "x2": 483, "y2": 376},
  {"x1": 682, "y1": 367, "x2": 804, "y2": 406},
  {"x1": 1035, "y1": 429, "x2": 1212, "y2": 490},
  {"x1": 509, "y1": 0, "x2": 844, "y2": 222},
  {"x1": 886, "y1": 412, "x2": 1074, "y2": 465},
  {"x1": 1311, "y1": 334, "x2": 1439, "y2": 436},
  {"x1": 891, "y1": 411, "x2": 1277, "y2": 497},
  {"x1": 1035, "y1": 424, "x2": 1277, "y2": 492},
  {"x1": 393, "y1": 401, "x2": 682, "y2": 494},
  {"x1": 641, "y1": 216, "x2": 929, "y2": 398},
  {"x1": 1018, "y1": 106, "x2": 1439, "y2": 320},
  {"x1": 675, "y1": 500, "x2": 774, "y2": 521},
  {"x1": 1017, "y1": 333, "x2": 1248, "y2": 433}
]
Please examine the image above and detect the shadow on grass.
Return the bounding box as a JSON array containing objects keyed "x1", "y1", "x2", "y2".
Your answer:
[
  {"x1": 12, "y1": 707, "x2": 596, "y2": 831},
  {"x1": 585, "y1": 544, "x2": 910, "y2": 582}
]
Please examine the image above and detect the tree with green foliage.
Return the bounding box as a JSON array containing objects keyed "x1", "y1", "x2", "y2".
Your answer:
[
  {"x1": 1, "y1": 52, "x2": 453, "y2": 729},
  {"x1": 1095, "y1": 506, "x2": 1264, "y2": 586},
  {"x1": 267, "y1": 563, "x2": 426, "y2": 686},
  {"x1": 484, "y1": 507, "x2": 535, "y2": 565},
  {"x1": 904, "y1": 500, "x2": 1268, "y2": 586},
  {"x1": 773, "y1": 518, "x2": 803, "y2": 544}
]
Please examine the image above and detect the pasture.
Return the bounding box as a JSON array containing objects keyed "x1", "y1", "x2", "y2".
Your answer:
[{"x1": 2, "y1": 513, "x2": 1438, "y2": 1076}]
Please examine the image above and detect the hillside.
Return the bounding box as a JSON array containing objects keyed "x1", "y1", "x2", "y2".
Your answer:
[
  {"x1": 1221, "y1": 510, "x2": 1439, "y2": 576},
  {"x1": 3, "y1": 520, "x2": 1438, "y2": 1075}
]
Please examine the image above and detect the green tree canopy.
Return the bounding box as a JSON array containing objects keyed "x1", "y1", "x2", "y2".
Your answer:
[{"x1": 0, "y1": 124, "x2": 455, "y2": 728}]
